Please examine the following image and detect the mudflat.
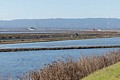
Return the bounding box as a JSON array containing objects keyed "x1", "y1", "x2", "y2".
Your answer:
[{"x1": 0, "y1": 30, "x2": 120, "y2": 44}]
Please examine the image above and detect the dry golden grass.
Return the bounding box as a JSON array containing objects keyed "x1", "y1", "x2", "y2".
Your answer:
[{"x1": 21, "y1": 50, "x2": 120, "y2": 80}]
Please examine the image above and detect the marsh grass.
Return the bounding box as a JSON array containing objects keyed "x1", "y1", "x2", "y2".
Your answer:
[{"x1": 26, "y1": 50, "x2": 120, "y2": 80}]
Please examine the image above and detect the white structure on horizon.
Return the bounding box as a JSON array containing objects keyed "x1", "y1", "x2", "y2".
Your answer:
[
  {"x1": 107, "y1": 18, "x2": 110, "y2": 30},
  {"x1": 97, "y1": 29, "x2": 101, "y2": 31},
  {"x1": 28, "y1": 27, "x2": 36, "y2": 31}
]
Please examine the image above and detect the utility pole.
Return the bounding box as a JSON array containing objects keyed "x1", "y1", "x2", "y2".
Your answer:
[
  {"x1": 107, "y1": 18, "x2": 110, "y2": 37},
  {"x1": 107, "y1": 18, "x2": 110, "y2": 30}
]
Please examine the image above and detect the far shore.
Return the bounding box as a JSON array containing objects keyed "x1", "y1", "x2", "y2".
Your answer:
[{"x1": 0, "y1": 30, "x2": 120, "y2": 44}]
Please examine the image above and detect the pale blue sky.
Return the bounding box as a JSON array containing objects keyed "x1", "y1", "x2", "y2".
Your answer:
[{"x1": 0, "y1": 0, "x2": 120, "y2": 20}]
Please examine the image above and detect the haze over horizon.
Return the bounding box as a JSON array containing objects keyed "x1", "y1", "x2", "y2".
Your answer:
[
  {"x1": 0, "y1": 18, "x2": 120, "y2": 30},
  {"x1": 0, "y1": 0, "x2": 120, "y2": 20},
  {"x1": 0, "y1": 18, "x2": 120, "y2": 21}
]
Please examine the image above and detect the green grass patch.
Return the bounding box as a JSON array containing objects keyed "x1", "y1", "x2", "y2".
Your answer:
[{"x1": 82, "y1": 62, "x2": 120, "y2": 80}]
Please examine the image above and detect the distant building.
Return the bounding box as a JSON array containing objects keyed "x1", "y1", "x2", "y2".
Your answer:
[
  {"x1": 97, "y1": 29, "x2": 101, "y2": 31},
  {"x1": 28, "y1": 27, "x2": 36, "y2": 31},
  {"x1": 93, "y1": 28, "x2": 101, "y2": 31}
]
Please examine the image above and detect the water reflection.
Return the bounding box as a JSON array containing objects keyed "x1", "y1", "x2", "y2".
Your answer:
[
  {"x1": 0, "y1": 48, "x2": 119, "y2": 77},
  {"x1": 0, "y1": 37, "x2": 120, "y2": 49}
]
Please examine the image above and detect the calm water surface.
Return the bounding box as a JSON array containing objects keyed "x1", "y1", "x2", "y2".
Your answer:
[
  {"x1": 0, "y1": 37, "x2": 120, "y2": 78},
  {"x1": 0, "y1": 48, "x2": 119, "y2": 77},
  {"x1": 0, "y1": 37, "x2": 120, "y2": 49}
]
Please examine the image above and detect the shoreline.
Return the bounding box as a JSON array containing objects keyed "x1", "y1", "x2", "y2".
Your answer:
[
  {"x1": 0, "y1": 45, "x2": 120, "y2": 52},
  {"x1": 0, "y1": 30, "x2": 120, "y2": 44}
]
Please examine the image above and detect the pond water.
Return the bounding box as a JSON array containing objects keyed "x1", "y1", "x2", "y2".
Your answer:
[
  {"x1": 0, "y1": 48, "x2": 119, "y2": 78},
  {"x1": 0, "y1": 37, "x2": 120, "y2": 78},
  {"x1": 0, "y1": 37, "x2": 120, "y2": 49}
]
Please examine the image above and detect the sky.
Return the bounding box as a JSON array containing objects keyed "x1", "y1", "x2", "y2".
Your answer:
[{"x1": 0, "y1": 0, "x2": 120, "y2": 20}]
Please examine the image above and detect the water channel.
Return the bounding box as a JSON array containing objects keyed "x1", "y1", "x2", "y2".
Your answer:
[{"x1": 0, "y1": 37, "x2": 120, "y2": 78}]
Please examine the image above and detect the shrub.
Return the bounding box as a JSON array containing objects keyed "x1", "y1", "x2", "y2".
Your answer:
[{"x1": 25, "y1": 50, "x2": 120, "y2": 80}]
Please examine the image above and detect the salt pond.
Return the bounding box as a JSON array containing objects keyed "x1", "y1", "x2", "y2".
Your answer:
[
  {"x1": 0, "y1": 37, "x2": 120, "y2": 49},
  {"x1": 0, "y1": 37, "x2": 120, "y2": 78}
]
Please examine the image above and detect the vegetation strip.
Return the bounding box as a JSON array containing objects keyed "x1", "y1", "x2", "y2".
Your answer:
[
  {"x1": 0, "y1": 45, "x2": 120, "y2": 52},
  {"x1": 23, "y1": 50, "x2": 120, "y2": 80},
  {"x1": 0, "y1": 31, "x2": 120, "y2": 44}
]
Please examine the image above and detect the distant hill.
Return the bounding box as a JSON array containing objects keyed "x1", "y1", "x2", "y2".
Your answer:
[{"x1": 0, "y1": 18, "x2": 120, "y2": 30}]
